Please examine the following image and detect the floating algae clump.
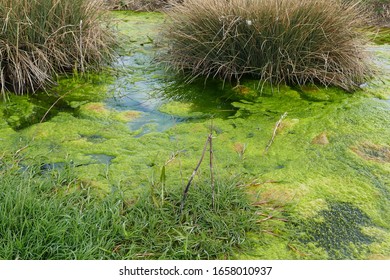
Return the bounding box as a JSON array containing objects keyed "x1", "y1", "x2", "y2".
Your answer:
[{"x1": 78, "y1": 102, "x2": 141, "y2": 122}]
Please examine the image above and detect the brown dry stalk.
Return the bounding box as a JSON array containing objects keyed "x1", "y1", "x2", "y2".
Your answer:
[
  {"x1": 180, "y1": 133, "x2": 213, "y2": 213},
  {"x1": 264, "y1": 112, "x2": 287, "y2": 155},
  {"x1": 209, "y1": 132, "x2": 215, "y2": 209},
  {"x1": 252, "y1": 200, "x2": 270, "y2": 206},
  {"x1": 256, "y1": 212, "x2": 288, "y2": 222},
  {"x1": 287, "y1": 243, "x2": 309, "y2": 257},
  {"x1": 257, "y1": 215, "x2": 274, "y2": 223},
  {"x1": 261, "y1": 230, "x2": 280, "y2": 237}
]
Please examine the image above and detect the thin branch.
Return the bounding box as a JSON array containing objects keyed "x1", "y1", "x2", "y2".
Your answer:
[
  {"x1": 261, "y1": 230, "x2": 280, "y2": 237},
  {"x1": 287, "y1": 244, "x2": 309, "y2": 257},
  {"x1": 209, "y1": 132, "x2": 215, "y2": 209},
  {"x1": 40, "y1": 93, "x2": 65, "y2": 123},
  {"x1": 180, "y1": 133, "x2": 212, "y2": 213},
  {"x1": 40, "y1": 84, "x2": 85, "y2": 123},
  {"x1": 79, "y1": 20, "x2": 85, "y2": 72},
  {"x1": 264, "y1": 112, "x2": 287, "y2": 154},
  {"x1": 15, "y1": 145, "x2": 29, "y2": 156}
]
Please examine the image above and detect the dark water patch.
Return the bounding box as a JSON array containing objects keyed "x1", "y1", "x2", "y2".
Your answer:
[
  {"x1": 80, "y1": 134, "x2": 107, "y2": 143},
  {"x1": 87, "y1": 154, "x2": 116, "y2": 165},
  {"x1": 40, "y1": 162, "x2": 66, "y2": 172},
  {"x1": 298, "y1": 201, "x2": 376, "y2": 259}
]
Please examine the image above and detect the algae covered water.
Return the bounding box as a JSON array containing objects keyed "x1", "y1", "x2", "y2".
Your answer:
[{"x1": 0, "y1": 11, "x2": 389, "y2": 259}]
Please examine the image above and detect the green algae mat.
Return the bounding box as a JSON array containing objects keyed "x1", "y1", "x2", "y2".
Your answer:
[{"x1": 1, "y1": 11, "x2": 389, "y2": 259}]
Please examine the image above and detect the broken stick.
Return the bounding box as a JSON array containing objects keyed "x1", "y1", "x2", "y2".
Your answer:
[{"x1": 264, "y1": 112, "x2": 287, "y2": 154}]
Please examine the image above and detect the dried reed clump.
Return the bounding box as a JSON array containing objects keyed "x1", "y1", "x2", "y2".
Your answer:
[
  {"x1": 0, "y1": 0, "x2": 115, "y2": 96},
  {"x1": 162, "y1": 0, "x2": 373, "y2": 91},
  {"x1": 105, "y1": 0, "x2": 181, "y2": 11},
  {"x1": 352, "y1": 0, "x2": 390, "y2": 25}
]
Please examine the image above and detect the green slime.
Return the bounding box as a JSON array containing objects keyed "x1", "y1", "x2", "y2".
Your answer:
[{"x1": 0, "y1": 11, "x2": 389, "y2": 260}]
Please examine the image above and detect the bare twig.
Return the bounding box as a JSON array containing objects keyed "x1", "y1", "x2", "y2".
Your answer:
[
  {"x1": 40, "y1": 93, "x2": 65, "y2": 123},
  {"x1": 256, "y1": 213, "x2": 289, "y2": 222},
  {"x1": 257, "y1": 215, "x2": 274, "y2": 223},
  {"x1": 15, "y1": 145, "x2": 29, "y2": 155},
  {"x1": 209, "y1": 131, "x2": 215, "y2": 209},
  {"x1": 260, "y1": 230, "x2": 280, "y2": 237},
  {"x1": 79, "y1": 20, "x2": 85, "y2": 73},
  {"x1": 180, "y1": 133, "x2": 212, "y2": 213},
  {"x1": 287, "y1": 244, "x2": 309, "y2": 257},
  {"x1": 264, "y1": 112, "x2": 287, "y2": 154}
]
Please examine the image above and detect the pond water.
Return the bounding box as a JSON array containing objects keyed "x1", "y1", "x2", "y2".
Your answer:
[
  {"x1": 0, "y1": 11, "x2": 389, "y2": 260},
  {"x1": 105, "y1": 47, "x2": 236, "y2": 136},
  {"x1": 106, "y1": 52, "x2": 181, "y2": 135}
]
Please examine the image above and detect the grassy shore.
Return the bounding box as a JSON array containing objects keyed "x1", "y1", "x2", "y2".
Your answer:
[{"x1": 0, "y1": 153, "x2": 260, "y2": 259}]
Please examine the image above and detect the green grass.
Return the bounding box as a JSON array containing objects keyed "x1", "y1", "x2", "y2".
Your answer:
[{"x1": 0, "y1": 154, "x2": 260, "y2": 259}]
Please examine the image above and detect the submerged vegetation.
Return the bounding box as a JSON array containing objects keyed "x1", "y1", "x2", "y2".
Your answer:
[
  {"x1": 0, "y1": 0, "x2": 114, "y2": 96},
  {"x1": 162, "y1": 0, "x2": 373, "y2": 91}
]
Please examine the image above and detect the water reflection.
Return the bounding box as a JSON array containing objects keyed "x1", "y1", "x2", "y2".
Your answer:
[{"x1": 106, "y1": 51, "x2": 236, "y2": 135}]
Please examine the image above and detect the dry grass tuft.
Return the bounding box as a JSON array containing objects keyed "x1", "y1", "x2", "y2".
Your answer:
[
  {"x1": 162, "y1": 0, "x2": 373, "y2": 91},
  {"x1": 105, "y1": 0, "x2": 181, "y2": 11},
  {"x1": 0, "y1": 0, "x2": 115, "y2": 97}
]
